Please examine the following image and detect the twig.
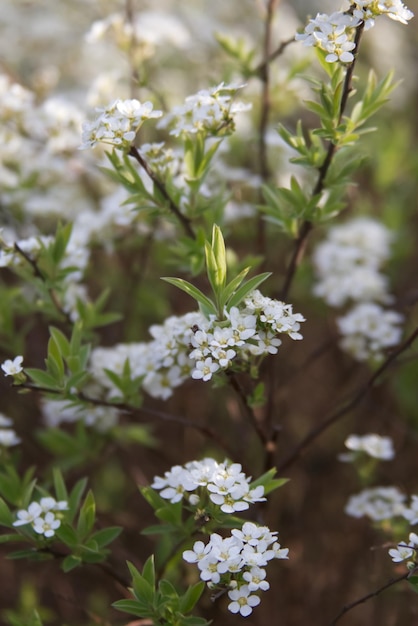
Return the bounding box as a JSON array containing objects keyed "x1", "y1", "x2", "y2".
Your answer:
[
  {"x1": 329, "y1": 570, "x2": 412, "y2": 625},
  {"x1": 254, "y1": 37, "x2": 296, "y2": 75},
  {"x1": 227, "y1": 373, "x2": 268, "y2": 446},
  {"x1": 256, "y1": 0, "x2": 279, "y2": 255},
  {"x1": 128, "y1": 146, "x2": 195, "y2": 239},
  {"x1": 277, "y1": 325, "x2": 418, "y2": 472},
  {"x1": 279, "y1": 21, "x2": 365, "y2": 301},
  {"x1": 14, "y1": 382, "x2": 235, "y2": 460},
  {"x1": 13, "y1": 243, "x2": 73, "y2": 325}
]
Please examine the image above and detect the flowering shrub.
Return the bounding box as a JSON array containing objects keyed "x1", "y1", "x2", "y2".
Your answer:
[{"x1": 0, "y1": 0, "x2": 417, "y2": 625}]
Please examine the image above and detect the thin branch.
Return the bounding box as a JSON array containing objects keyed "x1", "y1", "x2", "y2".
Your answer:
[
  {"x1": 330, "y1": 569, "x2": 413, "y2": 625},
  {"x1": 277, "y1": 325, "x2": 418, "y2": 472},
  {"x1": 279, "y1": 21, "x2": 365, "y2": 301},
  {"x1": 44, "y1": 545, "x2": 131, "y2": 590},
  {"x1": 227, "y1": 373, "x2": 268, "y2": 446},
  {"x1": 128, "y1": 146, "x2": 195, "y2": 239},
  {"x1": 254, "y1": 36, "x2": 296, "y2": 75},
  {"x1": 15, "y1": 382, "x2": 235, "y2": 459},
  {"x1": 13, "y1": 243, "x2": 73, "y2": 325},
  {"x1": 256, "y1": 0, "x2": 279, "y2": 255}
]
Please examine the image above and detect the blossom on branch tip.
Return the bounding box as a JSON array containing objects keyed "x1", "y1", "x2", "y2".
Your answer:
[
  {"x1": 1, "y1": 355, "x2": 24, "y2": 376},
  {"x1": 80, "y1": 98, "x2": 162, "y2": 150}
]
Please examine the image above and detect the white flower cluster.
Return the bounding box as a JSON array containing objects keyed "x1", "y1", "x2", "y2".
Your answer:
[
  {"x1": 157, "y1": 82, "x2": 251, "y2": 138},
  {"x1": 152, "y1": 458, "x2": 265, "y2": 513},
  {"x1": 190, "y1": 291, "x2": 304, "y2": 382},
  {"x1": 342, "y1": 433, "x2": 395, "y2": 461},
  {"x1": 337, "y1": 304, "x2": 403, "y2": 361},
  {"x1": 183, "y1": 523, "x2": 289, "y2": 617},
  {"x1": 345, "y1": 486, "x2": 406, "y2": 521},
  {"x1": 296, "y1": 1, "x2": 413, "y2": 63},
  {"x1": 389, "y1": 532, "x2": 418, "y2": 564},
  {"x1": 312, "y1": 218, "x2": 403, "y2": 361},
  {"x1": 13, "y1": 497, "x2": 68, "y2": 538},
  {"x1": 80, "y1": 98, "x2": 163, "y2": 150},
  {"x1": 89, "y1": 291, "x2": 305, "y2": 400},
  {"x1": 0, "y1": 413, "x2": 21, "y2": 448}
]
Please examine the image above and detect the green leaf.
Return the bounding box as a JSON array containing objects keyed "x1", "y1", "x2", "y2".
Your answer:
[
  {"x1": 112, "y1": 599, "x2": 148, "y2": 617},
  {"x1": 49, "y1": 326, "x2": 70, "y2": 358},
  {"x1": 24, "y1": 368, "x2": 61, "y2": 390},
  {"x1": 55, "y1": 523, "x2": 78, "y2": 548},
  {"x1": 68, "y1": 477, "x2": 88, "y2": 522},
  {"x1": 53, "y1": 468, "x2": 68, "y2": 502},
  {"x1": 159, "y1": 579, "x2": 178, "y2": 600},
  {"x1": 226, "y1": 272, "x2": 272, "y2": 310},
  {"x1": 127, "y1": 561, "x2": 155, "y2": 603},
  {"x1": 90, "y1": 526, "x2": 122, "y2": 548},
  {"x1": 142, "y1": 555, "x2": 156, "y2": 588},
  {"x1": 77, "y1": 490, "x2": 96, "y2": 540},
  {"x1": 0, "y1": 497, "x2": 13, "y2": 527},
  {"x1": 62, "y1": 554, "x2": 83, "y2": 572},
  {"x1": 162, "y1": 277, "x2": 217, "y2": 316},
  {"x1": 179, "y1": 582, "x2": 205, "y2": 614},
  {"x1": 250, "y1": 468, "x2": 289, "y2": 496},
  {"x1": 208, "y1": 225, "x2": 227, "y2": 293}
]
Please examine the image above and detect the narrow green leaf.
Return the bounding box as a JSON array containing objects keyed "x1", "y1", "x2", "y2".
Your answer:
[
  {"x1": 62, "y1": 554, "x2": 82, "y2": 572},
  {"x1": 162, "y1": 277, "x2": 217, "y2": 315},
  {"x1": 53, "y1": 468, "x2": 68, "y2": 502},
  {"x1": 77, "y1": 490, "x2": 96, "y2": 540},
  {"x1": 210, "y1": 225, "x2": 227, "y2": 291},
  {"x1": 127, "y1": 561, "x2": 154, "y2": 603},
  {"x1": 112, "y1": 599, "x2": 149, "y2": 617},
  {"x1": 179, "y1": 582, "x2": 205, "y2": 614},
  {"x1": 55, "y1": 523, "x2": 78, "y2": 547},
  {"x1": 227, "y1": 272, "x2": 272, "y2": 310},
  {"x1": 0, "y1": 497, "x2": 13, "y2": 527},
  {"x1": 90, "y1": 526, "x2": 122, "y2": 548},
  {"x1": 142, "y1": 555, "x2": 156, "y2": 588},
  {"x1": 49, "y1": 327, "x2": 70, "y2": 358}
]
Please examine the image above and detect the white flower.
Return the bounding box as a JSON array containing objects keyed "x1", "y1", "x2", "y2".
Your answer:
[
  {"x1": 345, "y1": 486, "x2": 407, "y2": 521},
  {"x1": 344, "y1": 434, "x2": 395, "y2": 460},
  {"x1": 1, "y1": 355, "x2": 24, "y2": 376},
  {"x1": 389, "y1": 546, "x2": 414, "y2": 562},
  {"x1": 337, "y1": 303, "x2": 403, "y2": 361},
  {"x1": 228, "y1": 585, "x2": 261, "y2": 617},
  {"x1": 191, "y1": 357, "x2": 220, "y2": 381},
  {"x1": 183, "y1": 540, "x2": 211, "y2": 564},
  {"x1": 0, "y1": 429, "x2": 21, "y2": 447},
  {"x1": 243, "y1": 566, "x2": 270, "y2": 591},
  {"x1": 80, "y1": 98, "x2": 162, "y2": 150},
  {"x1": 32, "y1": 512, "x2": 61, "y2": 538},
  {"x1": 13, "y1": 502, "x2": 42, "y2": 527}
]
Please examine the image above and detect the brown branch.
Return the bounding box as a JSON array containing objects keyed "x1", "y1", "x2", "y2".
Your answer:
[
  {"x1": 15, "y1": 382, "x2": 235, "y2": 459},
  {"x1": 254, "y1": 37, "x2": 296, "y2": 75},
  {"x1": 227, "y1": 373, "x2": 268, "y2": 447},
  {"x1": 256, "y1": 0, "x2": 280, "y2": 255},
  {"x1": 279, "y1": 21, "x2": 365, "y2": 302},
  {"x1": 128, "y1": 146, "x2": 195, "y2": 239},
  {"x1": 277, "y1": 325, "x2": 418, "y2": 473},
  {"x1": 330, "y1": 569, "x2": 413, "y2": 625}
]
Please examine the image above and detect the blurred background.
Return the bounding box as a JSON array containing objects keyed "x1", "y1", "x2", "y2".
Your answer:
[{"x1": 1, "y1": 1, "x2": 418, "y2": 625}]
